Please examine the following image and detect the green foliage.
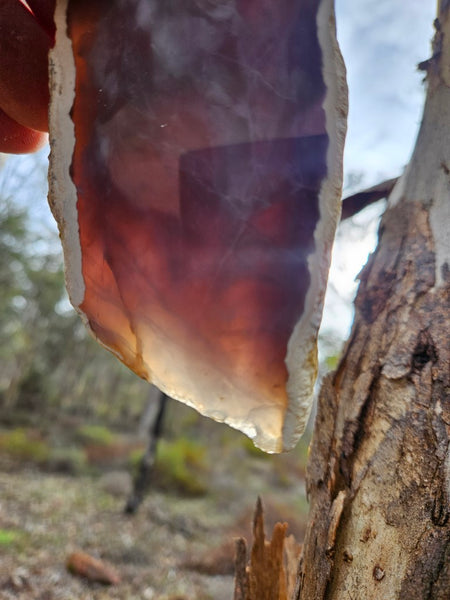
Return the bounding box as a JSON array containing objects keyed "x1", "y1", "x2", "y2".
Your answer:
[
  {"x1": 0, "y1": 528, "x2": 23, "y2": 548},
  {"x1": 0, "y1": 428, "x2": 50, "y2": 463},
  {"x1": 325, "y1": 353, "x2": 340, "y2": 370},
  {"x1": 241, "y1": 436, "x2": 271, "y2": 459},
  {"x1": 130, "y1": 438, "x2": 209, "y2": 496},
  {"x1": 76, "y1": 424, "x2": 115, "y2": 446},
  {"x1": 144, "y1": 438, "x2": 210, "y2": 496}
]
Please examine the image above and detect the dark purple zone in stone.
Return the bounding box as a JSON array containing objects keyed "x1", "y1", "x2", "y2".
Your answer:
[
  {"x1": 82, "y1": 0, "x2": 326, "y2": 123},
  {"x1": 179, "y1": 137, "x2": 325, "y2": 336}
]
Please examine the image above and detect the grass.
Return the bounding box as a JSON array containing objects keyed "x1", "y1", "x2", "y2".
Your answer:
[
  {"x1": 0, "y1": 528, "x2": 19, "y2": 547},
  {"x1": 0, "y1": 528, "x2": 28, "y2": 552},
  {"x1": 241, "y1": 436, "x2": 271, "y2": 459},
  {"x1": 130, "y1": 437, "x2": 210, "y2": 496},
  {"x1": 75, "y1": 424, "x2": 115, "y2": 446},
  {"x1": 0, "y1": 428, "x2": 50, "y2": 463}
]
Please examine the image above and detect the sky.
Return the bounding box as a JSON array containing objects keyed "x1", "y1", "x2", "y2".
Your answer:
[
  {"x1": 336, "y1": 0, "x2": 435, "y2": 185},
  {"x1": 321, "y1": 0, "x2": 436, "y2": 344},
  {"x1": 0, "y1": 0, "x2": 437, "y2": 348}
]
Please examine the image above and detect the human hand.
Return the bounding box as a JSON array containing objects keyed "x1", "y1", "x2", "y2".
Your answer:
[{"x1": 0, "y1": 0, "x2": 55, "y2": 153}]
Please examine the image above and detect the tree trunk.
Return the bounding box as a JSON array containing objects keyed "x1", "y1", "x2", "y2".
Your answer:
[{"x1": 296, "y1": 3, "x2": 450, "y2": 598}]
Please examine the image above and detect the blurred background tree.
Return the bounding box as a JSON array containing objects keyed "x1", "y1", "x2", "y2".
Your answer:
[{"x1": 0, "y1": 155, "x2": 150, "y2": 429}]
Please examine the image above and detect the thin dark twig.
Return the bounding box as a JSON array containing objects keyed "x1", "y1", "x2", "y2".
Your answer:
[
  {"x1": 124, "y1": 391, "x2": 168, "y2": 514},
  {"x1": 341, "y1": 176, "x2": 399, "y2": 220}
]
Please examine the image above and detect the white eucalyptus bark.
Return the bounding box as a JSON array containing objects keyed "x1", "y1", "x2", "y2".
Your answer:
[{"x1": 296, "y1": 3, "x2": 450, "y2": 598}]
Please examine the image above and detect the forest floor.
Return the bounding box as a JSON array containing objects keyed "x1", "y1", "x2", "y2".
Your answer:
[{"x1": 0, "y1": 413, "x2": 310, "y2": 600}]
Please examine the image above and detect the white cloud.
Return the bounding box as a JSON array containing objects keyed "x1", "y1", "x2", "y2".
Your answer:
[
  {"x1": 321, "y1": 2, "x2": 436, "y2": 348},
  {"x1": 336, "y1": 0, "x2": 435, "y2": 184}
]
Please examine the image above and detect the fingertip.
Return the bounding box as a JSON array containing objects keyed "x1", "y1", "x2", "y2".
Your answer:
[
  {"x1": 0, "y1": 0, "x2": 52, "y2": 132},
  {"x1": 0, "y1": 109, "x2": 48, "y2": 154}
]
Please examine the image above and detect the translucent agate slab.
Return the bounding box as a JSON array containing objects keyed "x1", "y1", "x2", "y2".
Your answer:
[{"x1": 48, "y1": 0, "x2": 347, "y2": 452}]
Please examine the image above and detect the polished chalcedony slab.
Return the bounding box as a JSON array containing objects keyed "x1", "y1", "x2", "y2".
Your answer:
[{"x1": 49, "y1": 0, "x2": 347, "y2": 452}]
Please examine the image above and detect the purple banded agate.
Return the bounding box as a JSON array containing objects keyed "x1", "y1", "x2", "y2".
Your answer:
[{"x1": 48, "y1": 0, "x2": 347, "y2": 451}]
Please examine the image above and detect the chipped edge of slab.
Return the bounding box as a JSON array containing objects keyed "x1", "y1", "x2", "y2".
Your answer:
[
  {"x1": 283, "y1": 0, "x2": 348, "y2": 451},
  {"x1": 48, "y1": 0, "x2": 84, "y2": 310},
  {"x1": 48, "y1": 0, "x2": 124, "y2": 361}
]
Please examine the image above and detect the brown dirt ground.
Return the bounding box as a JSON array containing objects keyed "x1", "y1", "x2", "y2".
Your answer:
[{"x1": 0, "y1": 445, "x2": 308, "y2": 600}]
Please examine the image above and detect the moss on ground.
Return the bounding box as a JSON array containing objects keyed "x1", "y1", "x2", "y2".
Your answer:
[
  {"x1": 0, "y1": 428, "x2": 50, "y2": 463},
  {"x1": 75, "y1": 424, "x2": 116, "y2": 446},
  {"x1": 130, "y1": 437, "x2": 210, "y2": 497}
]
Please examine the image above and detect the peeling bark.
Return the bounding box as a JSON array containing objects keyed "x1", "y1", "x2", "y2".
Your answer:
[{"x1": 296, "y1": 4, "x2": 450, "y2": 599}]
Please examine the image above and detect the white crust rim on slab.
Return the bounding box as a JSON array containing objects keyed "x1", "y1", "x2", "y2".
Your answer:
[
  {"x1": 283, "y1": 0, "x2": 348, "y2": 451},
  {"x1": 48, "y1": 0, "x2": 83, "y2": 310}
]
